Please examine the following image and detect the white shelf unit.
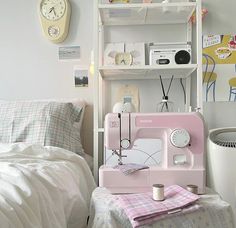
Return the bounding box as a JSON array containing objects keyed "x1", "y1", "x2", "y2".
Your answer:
[
  {"x1": 99, "y1": 64, "x2": 197, "y2": 80},
  {"x1": 93, "y1": 0, "x2": 202, "y2": 181},
  {"x1": 99, "y1": 2, "x2": 197, "y2": 25}
]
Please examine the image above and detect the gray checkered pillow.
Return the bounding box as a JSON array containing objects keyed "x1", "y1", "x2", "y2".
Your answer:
[{"x1": 0, "y1": 101, "x2": 85, "y2": 155}]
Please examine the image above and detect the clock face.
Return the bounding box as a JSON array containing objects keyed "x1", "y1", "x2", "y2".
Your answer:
[
  {"x1": 40, "y1": 0, "x2": 66, "y2": 21},
  {"x1": 115, "y1": 53, "x2": 133, "y2": 65}
]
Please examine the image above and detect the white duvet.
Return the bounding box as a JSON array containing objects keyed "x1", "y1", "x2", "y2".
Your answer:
[{"x1": 0, "y1": 143, "x2": 96, "y2": 228}]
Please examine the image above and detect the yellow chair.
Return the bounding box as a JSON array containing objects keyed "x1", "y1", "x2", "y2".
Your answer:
[
  {"x1": 229, "y1": 77, "x2": 236, "y2": 101},
  {"x1": 203, "y1": 54, "x2": 217, "y2": 102}
]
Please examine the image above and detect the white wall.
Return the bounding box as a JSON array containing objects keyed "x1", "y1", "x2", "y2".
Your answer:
[
  {"x1": 0, "y1": 0, "x2": 236, "y2": 155},
  {"x1": 0, "y1": 0, "x2": 94, "y2": 155},
  {"x1": 203, "y1": 1, "x2": 236, "y2": 220},
  {"x1": 203, "y1": 0, "x2": 236, "y2": 129}
]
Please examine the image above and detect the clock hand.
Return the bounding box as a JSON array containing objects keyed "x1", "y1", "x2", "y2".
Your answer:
[
  {"x1": 52, "y1": 8, "x2": 56, "y2": 16},
  {"x1": 49, "y1": 7, "x2": 54, "y2": 13}
]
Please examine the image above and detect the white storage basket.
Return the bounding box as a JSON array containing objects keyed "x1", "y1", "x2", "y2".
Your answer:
[{"x1": 207, "y1": 128, "x2": 236, "y2": 220}]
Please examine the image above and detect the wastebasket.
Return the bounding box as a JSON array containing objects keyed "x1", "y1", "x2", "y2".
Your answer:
[{"x1": 207, "y1": 128, "x2": 236, "y2": 220}]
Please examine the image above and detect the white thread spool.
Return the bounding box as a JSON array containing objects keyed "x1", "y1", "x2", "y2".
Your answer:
[{"x1": 153, "y1": 184, "x2": 165, "y2": 201}]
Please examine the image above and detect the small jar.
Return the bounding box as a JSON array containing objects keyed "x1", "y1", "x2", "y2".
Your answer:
[{"x1": 186, "y1": 184, "x2": 198, "y2": 194}]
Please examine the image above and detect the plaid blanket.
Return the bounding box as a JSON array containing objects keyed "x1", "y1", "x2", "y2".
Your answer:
[
  {"x1": 115, "y1": 185, "x2": 200, "y2": 228},
  {"x1": 113, "y1": 163, "x2": 149, "y2": 175}
]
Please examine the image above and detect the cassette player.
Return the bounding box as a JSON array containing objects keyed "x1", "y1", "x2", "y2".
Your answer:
[{"x1": 149, "y1": 44, "x2": 191, "y2": 65}]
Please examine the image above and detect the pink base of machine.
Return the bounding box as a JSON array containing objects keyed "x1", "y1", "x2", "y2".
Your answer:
[{"x1": 99, "y1": 166, "x2": 206, "y2": 194}]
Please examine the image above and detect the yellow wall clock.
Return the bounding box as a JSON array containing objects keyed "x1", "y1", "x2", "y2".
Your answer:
[{"x1": 39, "y1": 0, "x2": 71, "y2": 43}]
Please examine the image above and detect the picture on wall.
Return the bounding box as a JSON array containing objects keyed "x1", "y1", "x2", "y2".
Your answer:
[
  {"x1": 74, "y1": 66, "x2": 88, "y2": 87},
  {"x1": 59, "y1": 46, "x2": 80, "y2": 60},
  {"x1": 202, "y1": 35, "x2": 236, "y2": 102}
]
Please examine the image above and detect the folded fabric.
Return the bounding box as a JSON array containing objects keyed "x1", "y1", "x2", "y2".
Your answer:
[
  {"x1": 115, "y1": 185, "x2": 200, "y2": 228},
  {"x1": 135, "y1": 204, "x2": 201, "y2": 227},
  {"x1": 113, "y1": 163, "x2": 149, "y2": 175}
]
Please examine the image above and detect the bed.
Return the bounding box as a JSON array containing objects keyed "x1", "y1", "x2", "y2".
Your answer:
[{"x1": 0, "y1": 100, "x2": 96, "y2": 228}]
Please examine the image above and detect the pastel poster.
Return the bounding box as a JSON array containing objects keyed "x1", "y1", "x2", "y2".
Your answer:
[{"x1": 202, "y1": 35, "x2": 236, "y2": 102}]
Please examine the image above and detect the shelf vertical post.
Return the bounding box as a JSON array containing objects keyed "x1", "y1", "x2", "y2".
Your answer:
[
  {"x1": 99, "y1": 24, "x2": 104, "y2": 127},
  {"x1": 186, "y1": 17, "x2": 193, "y2": 111},
  {"x1": 93, "y1": 0, "x2": 100, "y2": 183},
  {"x1": 196, "y1": 0, "x2": 203, "y2": 111}
]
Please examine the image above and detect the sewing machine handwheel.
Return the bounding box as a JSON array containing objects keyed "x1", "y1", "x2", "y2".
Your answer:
[
  {"x1": 170, "y1": 129, "x2": 190, "y2": 148},
  {"x1": 121, "y1": 139, "x2": 130, "y2": 149}
]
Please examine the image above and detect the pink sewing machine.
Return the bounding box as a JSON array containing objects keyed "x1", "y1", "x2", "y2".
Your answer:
[{"x1": 99, "y1": 112, "x2": 206, "y2": 194}]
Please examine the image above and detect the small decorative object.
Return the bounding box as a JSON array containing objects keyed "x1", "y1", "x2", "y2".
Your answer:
[
  {"x1": 186, "y1": 184, "x2": 198, "y2": 194},
  {"x1": 157, "y1": 75, "x2": 175, "y2": 112},
  {"x1": 115, "y1": 53, "x2": 133, "y2": 65},
  {"x1": 104, "y1": 43, "x2": 145, "y2": 66},
  {"x1": 112, "y1": 102, "x2": 135, "y2": 113},
  {"x1": 126, "y1": 43, "x2": 145, "y2": 66},
  {"x1": 190, "y1": 8, "x2": 208, "y2": 24},
  {"x1": 215, "y1": 47, "x2": 232, "y2": 59},
  {"x1": 157, "y1": 96, "x2": 174, "y2": 112},
  {"x1": 122, "y1": 102, "x2": 135, "y2": 112},
  {"x1": 228, "y1": 35, "x2": 236, "y2": 50},
  {"x1": 39, "y1": 0, "x2": 71, "y2": 43},
  {"x1": 153, "y1": 184, "x2": 165, "y2": 201},
  {"x1": 104, "y1": 43, "x2": 125, "y2": 65},
  {"x1": 112, "y1": 102, "x2": 124, "y2": 113},
  {"x1": 116, "y1": 85, "x2": 140, "y2": 112}
]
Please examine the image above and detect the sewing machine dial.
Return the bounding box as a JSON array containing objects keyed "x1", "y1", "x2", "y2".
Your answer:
[{"x1": 170, "y1": 129, "x2": 190, "y2": 148}]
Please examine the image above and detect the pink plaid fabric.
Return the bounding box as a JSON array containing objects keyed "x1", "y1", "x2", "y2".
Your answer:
[{"x1": 115, "y1": 185, "x2": 200, "y2": 228}]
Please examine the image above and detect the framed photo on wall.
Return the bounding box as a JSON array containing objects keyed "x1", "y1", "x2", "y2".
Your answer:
[{"x1": 74, "y1": 66, "x2": 88, "y2": 87}]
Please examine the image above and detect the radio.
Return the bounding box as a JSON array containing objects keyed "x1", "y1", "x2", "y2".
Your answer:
[{"x1": 149, "y1": 44, "x2": 191, "y2": 65}]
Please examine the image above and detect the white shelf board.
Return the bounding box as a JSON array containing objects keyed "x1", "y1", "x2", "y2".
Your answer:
[
  {"x1": 99, "y1": 64, "x2": 197, "y2": 80},
  {"x1": 98, "y1": 2, "x2": 196, "y2": 26}
]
